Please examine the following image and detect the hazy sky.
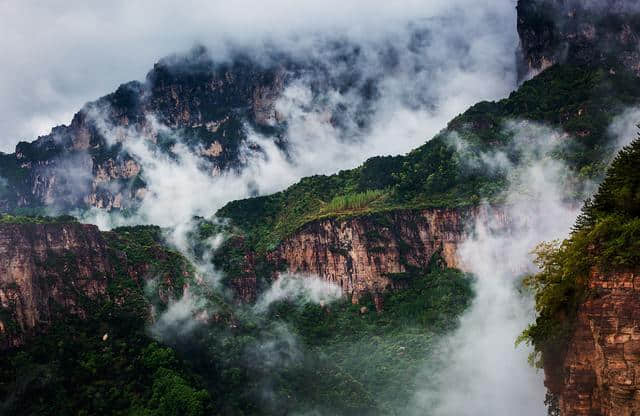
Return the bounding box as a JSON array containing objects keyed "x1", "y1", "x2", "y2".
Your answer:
[{"x1": 0, "y1": 0, "x2": 518, "y2": 153}]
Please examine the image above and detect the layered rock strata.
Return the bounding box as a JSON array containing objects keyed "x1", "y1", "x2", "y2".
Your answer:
[{"x1": 544, "y1": 268, "x2": 640, "y2": 416}]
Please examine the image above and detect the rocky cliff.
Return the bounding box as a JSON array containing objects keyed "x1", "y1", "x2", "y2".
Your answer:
[
  {"x1": 543, "y1": 268, "x2": 640, "y2": 416},
  {"x1": 0, "y1": 39, "x2": 410, "y2": 215},
  {"x1": 267, "y1": 207, "x2": 507, "y2": 308},
  {"x1": 0, "y1": 222, "x2": 113, "y2": 349},
  {"x1": 0, "y1": 47, "x2": 289, "y2": 213},
  {"x1": 0, "y1": 221, "x2": 194, "y2": 350},
  {"x1": 517, "y1": 0, "x2": 640, "y2": 78},
  {"x1": 522, "y1": 137, "x2": 640, "y2": 416}
]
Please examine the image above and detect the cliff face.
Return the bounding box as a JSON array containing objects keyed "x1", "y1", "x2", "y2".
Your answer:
[
  {"x1": 268, "y1": 207, "x2": 506, "y2": 308},
  {"x1": 517, "y1": 0, "x2": 640, "y2": 78},
  {"x1": 0, "y1": 222, "x2": 195, "y2": 350},
  {"x1": 0, "y1": 41, "x2": 400, "y2": 215},
  {"x1": 544, "y1": 268, "x2": 640, "y2": 416},
  {"x1": 0, "y1": 223, "x2": 113, "y2": 349},
  {"x1": 0, "y1": 49, "x2": 287, "y2": 213}
]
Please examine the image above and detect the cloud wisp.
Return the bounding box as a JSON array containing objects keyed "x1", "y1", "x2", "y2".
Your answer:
[
  {"x1": 0, "y1": 0, "x2": 518, "y2": 153},
  {"x1": 409, "y1": 121, "x2": 584, "y2": 415},
  {"x1": 407, "y1": 110, "x2": 640, "y2": 415},
  {"x1": 254, "y1": 273, "x2": 343, "y2": 314}
]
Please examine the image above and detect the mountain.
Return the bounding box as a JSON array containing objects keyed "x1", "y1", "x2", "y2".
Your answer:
[
  {"x1": 1, "y1": 0, "x2": 640, "y2": 415},
  {"x1": 0, "y1": 35, "x2": 432, "y2": 214},
  {"x1": 209, "y1": 0, "x2": 640, "y2": 311},
  {"x1": 215, "y1": 63, "x2": 640, "y2": 304},
  {"x1": 0, "y1": 214, "x2": 475, "y2": 415},
  {"x1": 0, "y1": 47, "x2": 285, "y2": 212},
  {"x1": 0, "y1": 218, "x2": 194, "y2": 350},
  {"x1": 517, "y1": 0, "x2": 640, "y2": 77},
  {"x1": 0, "y1": 218, "x2": 221, "y2": 414}
]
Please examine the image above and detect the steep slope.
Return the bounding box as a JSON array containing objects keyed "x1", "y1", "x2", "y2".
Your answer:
[
  {"x1": 267, "y1": 207, "x2": 506, "y2": 305},
  {"x1": 216, "y1": 63, "x2": 640, "y2": 302},
  {"x1": 219, "y1": 64, "x2": 640, "y2": 244},
  {"x1": 0, "y1": 32, "x2": 445, "y2": 215},
  {"x1": 0, "y1": 217, "x2": 194, "y2": 349},
  {"x1": 0, "y1": 219, "x2": 220, "y2": 415},
  {"x1": 521, "y1": 137, "x2": 640, "y2": 416},
  {"x1": 0, "y1": 215, "x2": 476, "y2": 415},
  {"x1": 553, "y1": 268, "x2": 640, "y2": 416},
  {"x1": 0, "y1": 47, "x2": 286, "y2": 213},
  {"x1": 517, "y1": 0, "x2": 640, "y2": 77},
  {"x1": 0, "y1": 219, "x2": 112, "y2": 349}
]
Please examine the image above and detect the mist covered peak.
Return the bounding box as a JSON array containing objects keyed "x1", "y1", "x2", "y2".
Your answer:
[
  {"x1": 517, "y1": 0, "x2": 640, "y2": 77},
  {"x1": 0, "y1": 12, "x2": 518, "y2": 219}
]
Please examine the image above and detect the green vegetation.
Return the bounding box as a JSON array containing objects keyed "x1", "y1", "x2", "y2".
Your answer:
[
  {"x1": 519, "y1": 135, "x2": 640, "y2": 366},
  {"x1": 0, "y1": 319, "x2": 211, "y2": 416},
  {"x1": 264, "y1": 265, "x2": 474, "y2": 414},
  {"x1": 170, "y1": 262, "x2": 474, "y2": 415},
  {"x1": 0, "y1": 214, "x2": 78, "y2": 224},
  {"x1": 218, "y1": 65, "x2": 640, "y2": 253},
  {"x1": 0, "y1": 225, "x2": 212, "y2": 416},
  {"x1": 104, "y1": 225, "x2": 198, "y2": 303},
  {"x1": 0, "y1": 215, "x2": 474, "y2": 415},
  {"x1": 320, "y1": 189, "x2": 388, "y2": 216}
]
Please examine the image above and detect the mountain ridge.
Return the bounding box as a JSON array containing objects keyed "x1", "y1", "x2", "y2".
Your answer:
[{"x1": 1, "y1": 1, "x2": 640, "y2": 415}]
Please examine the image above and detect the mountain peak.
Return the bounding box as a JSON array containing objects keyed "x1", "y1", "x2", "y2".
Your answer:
[{"x1": 517, "y1": 0, "x2": 640, "y2": 78}]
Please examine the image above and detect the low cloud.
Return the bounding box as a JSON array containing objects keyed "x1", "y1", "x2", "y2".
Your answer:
[
  {"x1": 254, "y1": 273, "x2": 343, "y2": 313},
  {"x1": 0, "y1": 0, "x2": 518, "y2": 153},
  {"x1": 608, "y1": 106, "x2": 640, "y2": 152},
  {"x1": 408, "y1": 111, "x2": 640, "y2": 414},
  {"x1": 409, "y1": 121, "x2": 590, "y2": 415},
  {"x1": 150, "y1": 286, "x2": 209, "y2": 339}
]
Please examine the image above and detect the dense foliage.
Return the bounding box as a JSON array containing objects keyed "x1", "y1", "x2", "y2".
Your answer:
[
  {"x1": 520, "y1": 136, "x2": 640, "y2": 365},
  {"x1": 0, "y1": 214, "x2": 78, "y2": 224},
  {"x1": 268, "y1": 266, "x2": 474, "y2": 414},
  {"x1": 0, "y1": 218, "x2": 474, "y2": 415},
  {"x1": 0, "y1": 225, "x2": 213, "y2": 416},
  {"x1": 218, "y1": 65, "x2": 640, "y2": 253},
  {"x1": 155, "y1": 262, "x2": 474, "y2": 416}
]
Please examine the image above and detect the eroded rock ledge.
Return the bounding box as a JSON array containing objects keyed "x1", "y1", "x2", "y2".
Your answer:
[
  {"x1": 268, "y1": 206, "x2": 508, "y2": 308},
  {"x1": 545, "y1": 268, "x2": 640, "y2": 416}
]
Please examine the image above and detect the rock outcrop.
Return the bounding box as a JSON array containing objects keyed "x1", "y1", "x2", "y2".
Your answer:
[
  {"x1": 0, "y1": 223, "x2": 114, "y2": 349},
  {"x1": 0, "y1": 41, "x2": 407, "y2": 215},
  {"x1": 0, "y1": 222, "x2": 197, "y2": 350},
  {"x1": 0, "y1": 47, "x2": 288, "y2": 213},
  {"x1": 268, "y1": 207, "x2": 507, "y2": 308},
  {"x1": 517, "y1": 0, "x2": 640, "y2": 78},
  {"x1": 544, "y1": 268, "x2": 640, "y2": 416}
]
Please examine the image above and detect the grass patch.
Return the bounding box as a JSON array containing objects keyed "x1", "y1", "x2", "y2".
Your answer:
[{"x1": 319, "y1": 189, "x2": 387, "y2": 216}]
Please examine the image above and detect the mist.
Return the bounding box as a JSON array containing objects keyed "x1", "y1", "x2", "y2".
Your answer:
[
  {"x1": 406, "y1": 113, "x2": 640, "y2": 415},
  {"x1": 254, "y1": 273, "x2": 343, "y2": 313},
  {"x1": 76, "y1": 0, "x2": 518, "y2": 232},
  {"x1": 0, "y1": 0, "x2": 518, "y2": 153}
]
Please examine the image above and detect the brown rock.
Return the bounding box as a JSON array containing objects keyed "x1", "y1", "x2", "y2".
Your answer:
[
  {"x1": 0, "y1": 223, "x2": 114, "y2": 349},
  {"x1": 544, "y1": 269, "x2": 640, "y2": 416},
  {"x1": 268, "y1": 206, "x2": 506, "y2": 303}
]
